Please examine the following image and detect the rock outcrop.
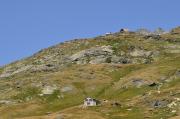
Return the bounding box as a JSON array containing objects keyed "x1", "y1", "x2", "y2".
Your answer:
[{"x1": 70, "y1": 45, "x2": 114, "y2": 64}]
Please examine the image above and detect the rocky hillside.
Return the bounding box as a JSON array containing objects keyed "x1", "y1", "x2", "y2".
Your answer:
[{"x1": 0, "y1": 27, "x2": 180, "y2": 119}]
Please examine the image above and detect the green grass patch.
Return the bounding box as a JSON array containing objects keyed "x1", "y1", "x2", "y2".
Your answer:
[
  {"x1": 112, "y1": 65, "x2": 144, "y2": 82},
  {"x1": 96, "y1": 64, "x2": 146, "y2": 99},
  {"x1": 12, "y1": 87, "x2": 41, "y2": 101}
]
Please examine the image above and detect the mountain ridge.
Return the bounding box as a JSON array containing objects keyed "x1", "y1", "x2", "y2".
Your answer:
[{"x1": 0, "y1": 27, "x2": 180, "y2": 119}]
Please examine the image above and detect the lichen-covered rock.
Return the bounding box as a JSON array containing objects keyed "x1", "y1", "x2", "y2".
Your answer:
[
  {"x1": 130, "y1": 49, "x2": 153, "y2": 57},
  {"x1": 60, "y1": 86, "x2": 73, "y2": 93},
  {"x1": 151, "y1": 100, "x2": 169, "y2": 108},
  {"x1": 0, "y1": 100, "x2": 16, "y2": 105},
  {"x1": 111, "y1": 56, "x2": 121, "y2": 63},
  {"x1": 0, "y1": 65, "x2": 33, "y2": 78},
  {"x1": 69, "y1": 46, "x2": 114, "y2": 64},
  {"x1": 41, "y1": 85, "x2": 58, "y2": 95},
  {"x1": 131, "y1": 78, "x2": 147, "y2": 88}
]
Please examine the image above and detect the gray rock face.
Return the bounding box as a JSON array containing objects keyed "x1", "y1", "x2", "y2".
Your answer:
[
  {"x1": 0, "y1": 65, "x2": 33, "y2": 78},
  {"x1": 129, "y1": 49, "x2": 153, "y2": 57},
  {"x1": 111, "y1": 56, "x2": 122, "y2": 63},
  {"x1": 0, "y1": 63, "x2": 58, "y2": 78},
  {"x1": 70, "y1": 45, "x2": 113, "y2": 64},
  {"x1": 0, "y1": 72, "x2": 12, "y2": 78},
  {"x1": 70, "y1": 46, "x2": 149, "y2": 65},
  {"x1": 0, "y1": 45, "x2": 158, "y2": 79},
  {"x1": 89, "y1": 56, "x2": 108, "y2": 64}
]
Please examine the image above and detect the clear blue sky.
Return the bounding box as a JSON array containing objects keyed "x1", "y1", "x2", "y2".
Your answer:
[{"x1": 0, "y1": 0, "x2": 180, "y2": 66}]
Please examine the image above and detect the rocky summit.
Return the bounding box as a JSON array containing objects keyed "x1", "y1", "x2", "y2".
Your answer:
[{"x1": 0, "y1": 27, "x2": 180, "y2": 119}]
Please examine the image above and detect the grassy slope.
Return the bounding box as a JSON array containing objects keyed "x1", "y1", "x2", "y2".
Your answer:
[{"x1": 0, "y1": 31, "x2": 180, "y2": 119}]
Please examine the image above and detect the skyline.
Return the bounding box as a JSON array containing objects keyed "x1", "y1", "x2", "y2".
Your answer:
[{"x1": 0, "y1": 0, "x2": 180, "y2": 66}]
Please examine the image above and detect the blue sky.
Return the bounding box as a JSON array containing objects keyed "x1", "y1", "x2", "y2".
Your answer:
[{"x1": 0, "y1": 0, "x2": 180, "y2": 66}]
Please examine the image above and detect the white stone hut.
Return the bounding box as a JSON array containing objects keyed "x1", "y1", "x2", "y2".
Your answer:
[{"x1": 84, "y1": 97, "x2": 99, "y2": 107}]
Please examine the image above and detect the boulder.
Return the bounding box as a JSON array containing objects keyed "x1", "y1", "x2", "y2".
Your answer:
[
  {"x1": 89, "y1": 56, "x2": 108, "y2": 64},
  {"x1": 130, "y1": 49, "x2": 153, "y2": 57},
  {"x1": 61, "y1": 86, "x2": 73, "y2": 93},
  {"x1": 151, "y1": 100, "x2": 169, "y2": 108},
  {"x1": 42, "y1": 85, "x2": 58, "y2": 95},
  {"x1": 111, "y1": 56, "x2": 121, "y2": 63},
  {"x1": 70, "y1": 45, "x2": 113, "y2": 64},
  {"x1": 167, "y1": 101, "x2": 177, "y2": 108},
  {"x1": 131, "y1": 78, "x2": 146, "y2": 88},
  {"x1": 148, "y1": 82, "x2": 158, "y2": 87}
]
